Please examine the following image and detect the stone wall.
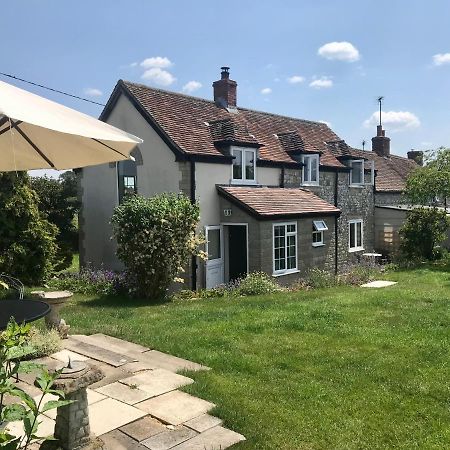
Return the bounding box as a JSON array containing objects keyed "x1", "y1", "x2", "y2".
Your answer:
[{"x1": 375, "y1": 191, "x2": 407, "y2": 206}]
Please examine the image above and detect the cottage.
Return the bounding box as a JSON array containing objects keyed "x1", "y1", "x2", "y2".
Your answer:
[{"x1": 79, "y1": 67, "x2": 419, "y2": 289}]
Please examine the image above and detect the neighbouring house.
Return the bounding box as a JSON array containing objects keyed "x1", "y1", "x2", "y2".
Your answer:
[{"x1": 79, "y1": 67, "x2": 420, "y2": 290}]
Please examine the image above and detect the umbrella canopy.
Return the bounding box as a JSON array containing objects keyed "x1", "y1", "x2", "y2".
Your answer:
[{"x1": 0, "y1": 79, "x2": 143, "y2": 171}]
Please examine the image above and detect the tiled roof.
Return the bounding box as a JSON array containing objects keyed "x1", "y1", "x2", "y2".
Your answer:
[
  {"x1": 217, "y1": 186, "x2": 341, "y2": 218},
  {"x1": 120, "y1": 81, "x2": 344, "y2": 168},
  {"x1": 327, "y1": 141, "x2": 418, "y2": 192}
]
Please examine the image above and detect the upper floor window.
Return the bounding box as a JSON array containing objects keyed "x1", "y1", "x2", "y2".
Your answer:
[
  {"x1": 312, "y1": 220, "x2": 328, "y2": 247},
  {"x1": 117, "y1": 159, "x2": 137, "y2": 203},
  {"x1": 349, "y1": 219, "x2": 364, "y2": 252},
  {"x1": 302, "y1": 154, "x2": 319, "y2": 186},
  {"x1": 231, "y1": 147, "x2": 256, "y2": 183},
  {"x1": 273, "y1": 222, "x2": 298, "y2": 275},
  {"x1": 349, "y1": 159, "x2": 375, "y2": 186}
]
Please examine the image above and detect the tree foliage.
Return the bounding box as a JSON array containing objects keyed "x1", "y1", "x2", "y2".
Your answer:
[
  {"x1": 405, "y1": 147, "x2": 450, "y2": 208},
  {"x1": 30, "y1": 171, "x2": 80, "y2": 271},
  {"x1": 0, "y1": 172, "x2": 58, "y2": 284},
  {"x1": 399, "y1": 207, "x2": 449, "y2": 260},
  {"x1": 111, "y1": 193, "x2": 204, "y2": 299}
]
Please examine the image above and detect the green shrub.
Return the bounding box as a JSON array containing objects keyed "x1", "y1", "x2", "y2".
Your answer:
[
  {"x1": 0, "y1": 172, "x2": 58, "y2": 285},
  {"x1": 236, "y1": 272, "x2": 282, "y2": 296},
  {"x1": 304, "y1": 268, "x2": 336, "y2": 289},
  {"x1": 28, "y1": 327, "x2": 61, "y2": 358},
  {"x1": 111, "y1": 194, "x2": 204, "y2": 299},
  {"x1": 399, "y1": 207, "x2": 449, "y2": 261},
  {"x1": 338, "y1": 262, "x2": 382, "y2": 285}
]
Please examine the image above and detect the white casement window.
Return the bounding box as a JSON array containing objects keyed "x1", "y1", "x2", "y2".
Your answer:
[
  {"x1": 348, "y1": 219, "x2": 364, "y2": 252},
  {"x1": 312, "y1": 220, "x2": 328, "y2": 247},
  {"x1": 302, "y1": 154, "x2": 319, "y2": 185},
  {"x1": 273, "y1": 222, "x2": 298, "y2": 275},
  {"x1": 231, "y1": 147, "x2": 256, "y2": 183},
  {"x1": 349, "y1": 159, "x2": 375, "y2": 186}
]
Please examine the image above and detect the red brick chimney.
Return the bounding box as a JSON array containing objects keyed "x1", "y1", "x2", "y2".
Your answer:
[
  {"x1": 213, "y1": 67, "x2": 237, "y2": 109},
  {"x1": 372, "y1": 125, "x2": 391, "y2": 157}
]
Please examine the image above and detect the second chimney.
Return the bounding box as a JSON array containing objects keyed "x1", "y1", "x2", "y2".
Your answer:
[
  {"x1": 372, "y1": 125, "x2": 391, "y2": 157},
  {"x1": 213, "y1": 67, "x2": 237, "y2": 109},
  {"x1": 407, "y1": 150, "x2": 424, "y2": 166}
]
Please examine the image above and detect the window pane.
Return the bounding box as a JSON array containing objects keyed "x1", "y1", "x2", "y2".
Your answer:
[
  {"x1": 351, "y1": 161, "x2": 363, "y2": 184},
  {"x1": 232, "y1": 149, "x2": 243, "y2": 179},
  {"x1": 313, "y1": 231, "x2": 322, "y2": 243},
  {"x1": 310, "y1": 156, "x2": 318, "y2": 181},
  {"x1": 350, "y1": 223, "x2": 355, "y2": 248},
  {"x1": 207, "y1": 229, "x2": 221, "y2": 260},
  {"x1": 357, "y1": 222, "x2": 362, "y2": 247},
  {"x1": 303, "y1": 156, "x2": 310, "y2": 181},
  {"x1": 287, "y1": 224, "x2": 296, "y2": 233},
  {"x1": 245, "y1": 151, "x2": 255, "y2": 180}
]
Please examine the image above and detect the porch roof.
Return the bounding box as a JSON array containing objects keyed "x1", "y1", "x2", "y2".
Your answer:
[{"x1": 217, "y1": 186, "x2": 341, "y2": 219}]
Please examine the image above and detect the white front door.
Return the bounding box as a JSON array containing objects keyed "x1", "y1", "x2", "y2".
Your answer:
[{"x1": 205, "y1": 226, "x2": 224, "y2": 289}]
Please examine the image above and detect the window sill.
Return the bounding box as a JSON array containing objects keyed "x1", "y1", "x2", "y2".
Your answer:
[
  {"x1": 349, "y1": 247, "x2": 365, "y2": 253},
  {"x1": 302, "y1": 182, "x2": 319, "y2": 187},
  {"x1": 312, "y1": 243, "x2": 325, "y2": 247},
  {"x1": 272, "y1": 269, "x2": 300, "y2": 277},
  {"x1": 230, "y1": 179, "x2": 258, "y2": 185},
  {"x1": 349, "y1": 184, "x2": 364, "y2": 188}
]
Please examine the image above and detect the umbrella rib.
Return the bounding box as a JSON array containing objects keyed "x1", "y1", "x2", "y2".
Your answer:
[
  {"x1": 0, "y1": 119, "x2": 23, "y2": 137},
  {"x1": 0, "y1": 116, "x2": 9, "y2": 129},
  {"x1": 91, "y1": 138, "x2": 129, "y2": 159},
  {"x1": 13, "y1": 123, "x2": 56, "y2": 168}
]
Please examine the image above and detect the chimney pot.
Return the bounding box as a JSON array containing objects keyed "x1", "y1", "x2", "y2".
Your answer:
[{"x1": 213, "y1": 66, "x2": 237, "y2": 108}]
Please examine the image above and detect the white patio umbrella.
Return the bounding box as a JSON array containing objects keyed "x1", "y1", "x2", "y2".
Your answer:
[{"x1": 0, "y1": 79, "x2": 142, "y2": 171}]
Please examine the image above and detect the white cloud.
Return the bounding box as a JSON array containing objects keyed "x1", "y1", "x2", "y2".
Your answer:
[
  {"x1": 309, "y1": 77, "x2": 333, "y2": 89},
  {"x1": 287, "y1": 75, "x2": 305, "y2": 84},
  {"x1": 83, "y1": 88, "x2": 102, "y2": 97},
  {"x1": 364, "y1": 111, "x2": 420, "y2": 132},
  {"x1": 182, "y1": 80, "x2": 202, "y2": 93},
  {"x1": 319, "y1": 120, "x2": 332, "y2": 127},
  {"x1": 261, "y1": 87, "x2": 272, "y2": 95},
  {"x1": 318, "y1": 41, "x2": 360, "y2": 62},
  {"x1": 130, "y1": 62, "x2": 138, "y2": 67},
  {"x1": 141, "y1": 68, "x2": 176, "y2": 86},
  {"x1": 140, "y1": 56, "x2": 173, "y2": 69},
  {"x1": 432, "y1": 53, "x2": 450, "y2": 66}
]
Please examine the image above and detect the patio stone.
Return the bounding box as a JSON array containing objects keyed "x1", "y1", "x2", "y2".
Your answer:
[
  {"x1": 102, "y1": 429, "x2": 148, "y2": 450},
  {"x1": 4, "y1": 414, "x2": 55, "y2": 440},
  {"x1": 183, "y1": 415, "x2": 223, "y2": 433},
  {"x1": 50, "y1": 349, "x2": 88, "y2": 363},
  {"x1": 361, "y1": 280, "x2": 398, "y2": 288},
  {"x1": 138, "y1": 350, "x2": 209, "y2": 373},
  {"x1": 121, "y1": 369, "x2": 194, "y2": 398},
  {"x1": 136, "y1": 391, "x2": 215, "y2": 425},
  {"x1": 90, "y1": 333, "x2": 150, "y2": 353},
  {"x1": 85, "y1": 361, "x2": 130, "y2": 389},
  {"x1": 89, "y1": 397, "x2": 147, "y2": 436},
  {"x1": 141, "y1": 426, "x2": 197, "y2": 450},
  {"x1": 170, "y1": 426, "x2": 246, "y2": 450},
  {"x1": 64, "y1": 336, "x2": 135, "y2": 367},
  {"x1": 123, "y1": 361, "x2": 158, "y2": 373},
  {"x1": 96, "y1": 381, "x2": 152, "y2": 405},
  {"x1": 120, "y1": 416, "x2": 167, "y2": 442}
]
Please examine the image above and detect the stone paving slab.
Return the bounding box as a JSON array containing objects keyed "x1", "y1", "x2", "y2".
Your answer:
[
  {"x1": 88, "y1": 361, "x2": 131, "y2": 389},
  {"x1": 141, "y1": 426, "x2": 197, "y2": 450},
  {"x1": 136, "y1": 391, "x2": 215, "y2": 426},
  {"x1": 171, "y1": 426, "x2": 246, "y2": 450},
  {"x1": 89, "y1": 397, "x2": 147, "y2": 436},
  {"x1": 91, "y1": 333, "x2": 150, "y2": 353},
  {"x1": 120, "y1": 416, "x2": 167, "y2": 442},
  {"x1": 121, "y1": 369, "x2": 194, "y2": 398},
  {"x1": 361, "y1": 280, "x2": 398, "y2": 288},
  {"x1": 183, "y1": 415, "x2": 223, "y2": 433},
  {"x1": 50, "y1": 349, "x2": 88, "y2": 363},
  {"x1": 64, "y1": 336, "x2": 136, "y2": 367},
  {"x1": 102, "y1": 429, "x2": 148, "y2": 450},
  {"x1": 96, "y1": 381, "x2": 153, "y2": 405},
  {"x1": 4, "y1": 414, "x2": 55, "y2": 440},
  {"x1": 138, "y1": 350, "x2": 209, "y2": 373}
]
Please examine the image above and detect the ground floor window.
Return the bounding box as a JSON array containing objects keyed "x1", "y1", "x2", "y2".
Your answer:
[
  {"x1": 273, "y1": 222, "x2": 297, "y2": 275},
  {"x1": 312, "y1": 220, "x2": 328, "y2": 247},
  {"x1": 349, "y1": 219, "x2": 364, "y2": 252}
]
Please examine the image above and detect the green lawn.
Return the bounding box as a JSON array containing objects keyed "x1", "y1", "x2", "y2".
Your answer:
[{"x1": 62, "y1": 264, "x2": 450, "y2": 450}]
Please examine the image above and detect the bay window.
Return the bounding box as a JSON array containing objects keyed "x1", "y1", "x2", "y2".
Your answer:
[
  {"x1": 273, "y1": 223, "x2": 298, "y2": 275},
  {"x1": 231, "y1": 147, "x2": 256, "y2": 183}
]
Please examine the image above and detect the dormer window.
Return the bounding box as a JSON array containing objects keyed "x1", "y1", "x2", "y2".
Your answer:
[
  {"x1": 231, "y1": 147, "x2": 256, "y2": 183},
  {"x1": 302, "y1": 154, "x2": 319, "y2": 186},
  {"x1": 349, "y1": 159, "x2": 375, "y2": 186}
]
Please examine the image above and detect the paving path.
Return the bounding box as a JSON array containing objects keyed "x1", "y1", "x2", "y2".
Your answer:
[{"x1": 11, "y1": 333, "x2": 245, "y2": 450}]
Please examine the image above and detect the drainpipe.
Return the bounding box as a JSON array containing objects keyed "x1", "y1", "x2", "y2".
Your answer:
[
  {"x1": 334, "y1": 170, "x2": 339, "y2": 275},
  {"x1": 190, "y1": 159, "x2": 197, "y2": 290}
]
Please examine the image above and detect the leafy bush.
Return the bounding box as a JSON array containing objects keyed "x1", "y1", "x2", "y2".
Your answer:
[
  {"x1": 338, "y1": 261, "x2": 383, "y2": 285},
  {"x1": 31, "y1": 172, "x2": 80, "y2": 271},
  {"x1": 111, "y1": 194, "x2": 204, "y2": 299},
  {"x1": 0, "y1": 172, "x2": 58, "y2": 285},
  {"x1": 27, "y1": 327, "x2": 61, "y2": 358},
  {"x1": 399, "y1": 207, "x2": 449, "y2": 261},
  {"x1": 304, "y1": 268, "x2": 337, "y2": 289},
  {"x1": 48, "y1": 266, "x2": 126, "y2": 296},
  {"x1": 235, "y1": 272, "x2": 282, "y2": 296}
]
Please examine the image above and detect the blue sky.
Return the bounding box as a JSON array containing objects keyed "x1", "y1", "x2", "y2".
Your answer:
[{"x1": 3, "y1": 0, "x2": 450, "y2": 177}]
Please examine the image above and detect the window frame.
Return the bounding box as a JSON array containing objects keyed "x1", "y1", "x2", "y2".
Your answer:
[
  {"x1": 272, "y1": 222, "x2": 299, "y2": 276},
  {"x1": 301, "y1": 154, "x2": 320, "y2": 186},
  {"x1": 349, "y1": 159, "x2": 365, "y2": 186},
  {"x1": 231, "y1": 147, "x2": 257, "y2": 184},
  {"x1": 348, "y1": 219, "x2": 364, "y2": 252},
  {"x1": 312, "y1": 220, "x2": 328, "y2": 247}
]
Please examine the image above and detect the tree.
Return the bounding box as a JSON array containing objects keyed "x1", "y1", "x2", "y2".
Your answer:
[
  {"x1": 111, "y1": 193, "x2": 205, "y2": 299},
  {"x1": 30, "y1": 172, "x2": 80, "y2": 271},
  {"x1": 0, "y1": 172, "x2": 58, "y2": 284}
]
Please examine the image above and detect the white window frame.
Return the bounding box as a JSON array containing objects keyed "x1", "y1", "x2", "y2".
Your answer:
[
  {"x1": 349, "y1": 159, "x2": 364, "y2": 186},
  {"x1": 312, "y1": 220, "x2": 328, "y2": 247},
  {"x1": 301, "y1": 154, "x2": 320, "y2": 186},
  {"x1": 231, "y1": 147, "x2": 257, "y2": 184},
  {"x1": 272, "y1": 222, "x2": 299, "y2": 276},
  {"x1": 348, "y1": 219, "x2": 364, "y2": 252}
]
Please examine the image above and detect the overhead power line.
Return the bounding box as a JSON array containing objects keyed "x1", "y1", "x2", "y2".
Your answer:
[{"x1": 0, "y1": 72, "x2": 106, "y2": 107}]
